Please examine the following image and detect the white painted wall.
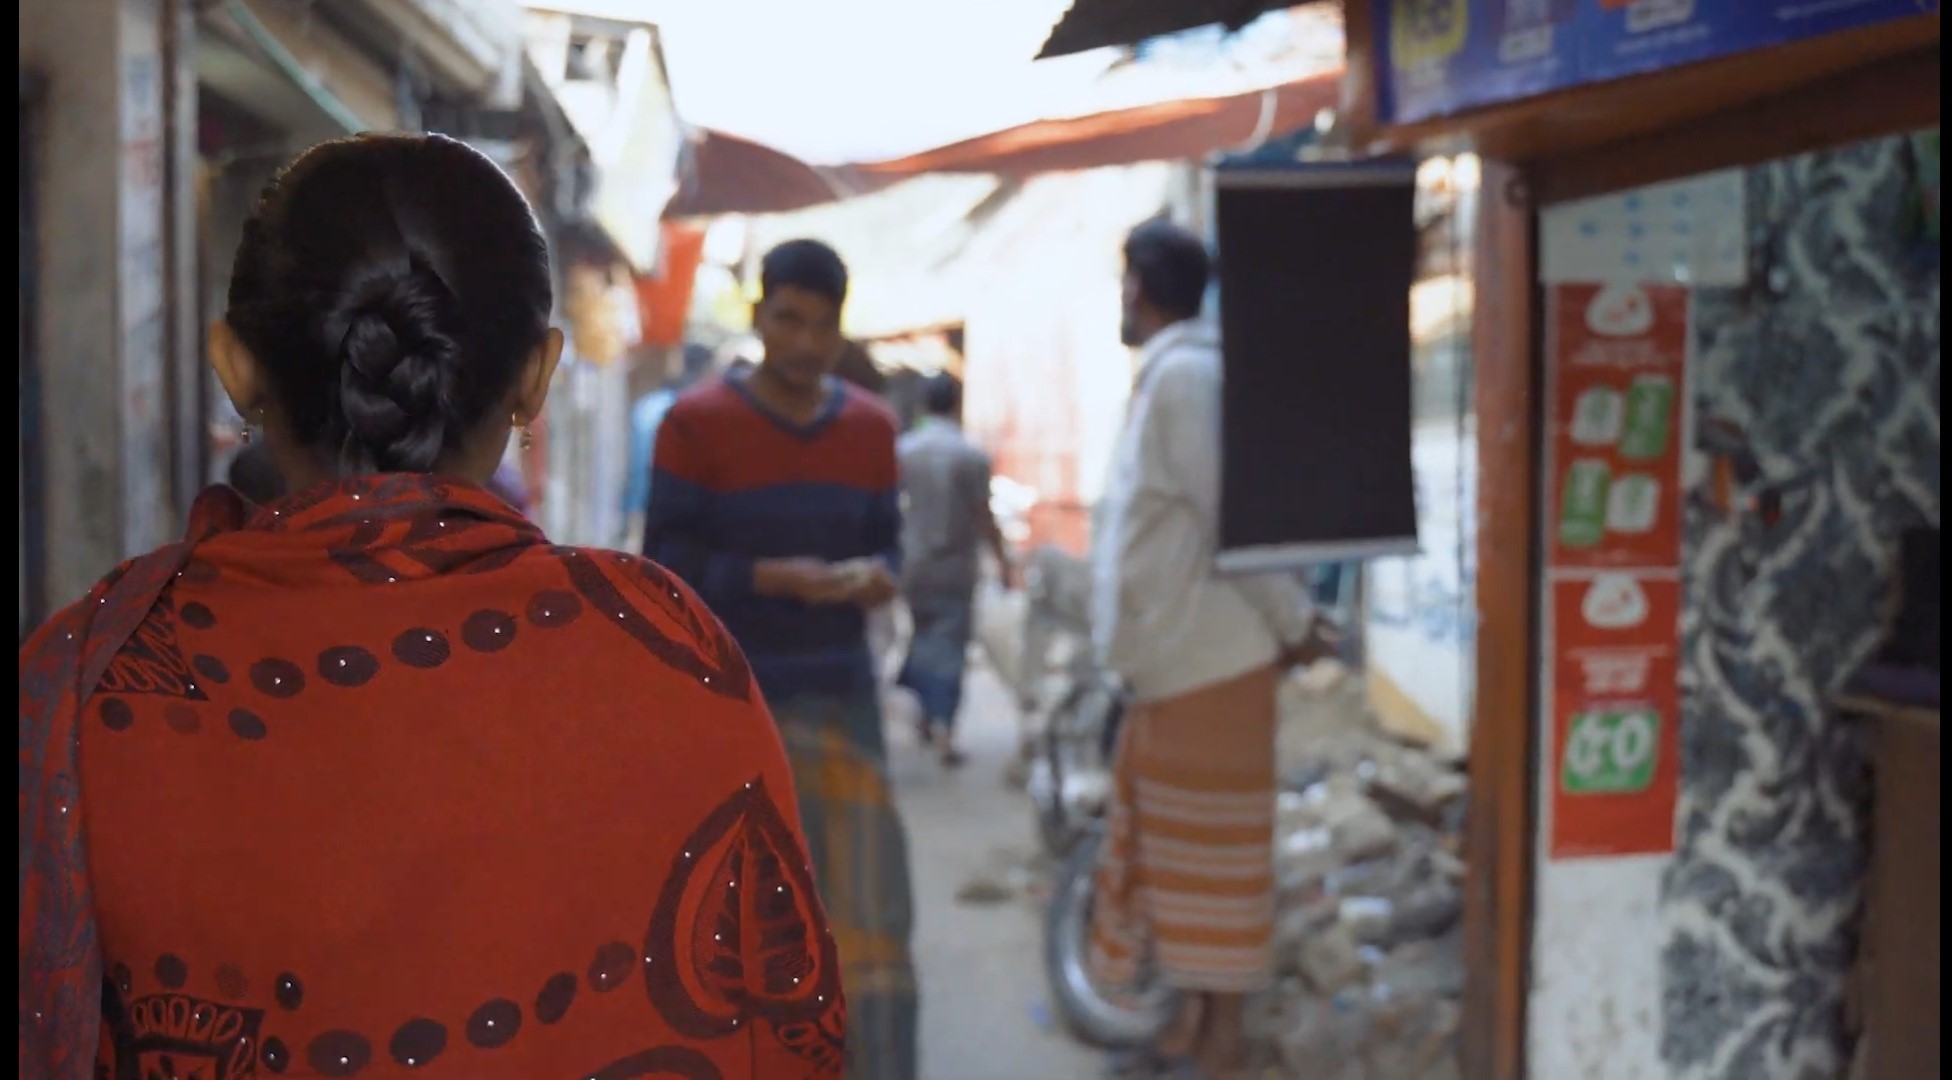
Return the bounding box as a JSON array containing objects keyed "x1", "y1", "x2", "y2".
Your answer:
[
  {"x1": 1528, "y1": 856, "x2": 1669, "y2": 1078},
  {"x1": 1364, "y1": 412, "x2": 1476, "y2": 753}
]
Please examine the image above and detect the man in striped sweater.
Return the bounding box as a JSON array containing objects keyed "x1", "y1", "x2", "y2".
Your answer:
[{"x1": 643, "y1": 239, "x2": 918, "y2": 1079}]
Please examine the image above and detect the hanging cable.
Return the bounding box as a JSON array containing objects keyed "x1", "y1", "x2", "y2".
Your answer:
[{"x1": 222, "y1": 0, "x2": 367, "y2": 134}]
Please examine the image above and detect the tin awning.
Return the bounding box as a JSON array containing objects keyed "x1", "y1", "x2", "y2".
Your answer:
[{"x1": 1037, "y1": 0, "x2": 1300, "y2": 59}]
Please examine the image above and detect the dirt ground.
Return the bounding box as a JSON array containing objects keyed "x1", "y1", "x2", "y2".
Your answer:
[{"x1": 887, "y1": 662, "x2": 1105, "y2": 1080}]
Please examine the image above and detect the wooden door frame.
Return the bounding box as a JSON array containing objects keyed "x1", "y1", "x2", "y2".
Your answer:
[{"x1": 1459, "y1": 158, "x2": 1540, "y2": 1080}]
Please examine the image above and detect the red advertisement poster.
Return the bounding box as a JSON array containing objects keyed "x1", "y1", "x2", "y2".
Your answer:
[
  {"x1": 1547, "y1": 573, "x2": 1681, "y2": 859},
  {"x1": 1546, "y1": 283, "x2": 1688, "y2": 569}
]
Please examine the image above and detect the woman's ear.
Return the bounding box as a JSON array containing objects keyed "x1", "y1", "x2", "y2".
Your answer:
[
  {"x1": 208, "y1": 320, "x2": 266, "y2": 417},
  {"x1": 514, "y1": 328, "x2": 565, "y2": 425}
]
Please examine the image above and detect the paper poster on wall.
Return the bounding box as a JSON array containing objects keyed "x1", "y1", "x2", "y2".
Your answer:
[
  {"x1": 1542, "y1": 281, "x2": 1687, "y2": 860},
  {"x1": 1539, "y1": 169, "x2": 1746, "y2": 286},
  {"x1": 1546, "y1": 282, "x2": 1688, "y2": 568},
  {"x1": 1547, "y1": 572, "x2": 1681, "y2": 857}
]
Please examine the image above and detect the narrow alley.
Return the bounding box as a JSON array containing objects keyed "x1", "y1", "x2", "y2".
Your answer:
[
  {"x1": 888, "y1": 666, "x2": 1103, "y2": 1080},
  {"x1": 19, "y1": 0, "x2": 1940, "y2": 1077}
]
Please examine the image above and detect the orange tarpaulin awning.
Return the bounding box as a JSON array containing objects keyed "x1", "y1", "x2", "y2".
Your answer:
[
  {"x1": 662, "y1": 128, "x2": 889, "y2": 220},
  {"x1": 660, "y1": 70, "x2": 1341, "y2": 217},
  {"x1": 857, "y1": 70, "x2": 1341, "y2": 179}
]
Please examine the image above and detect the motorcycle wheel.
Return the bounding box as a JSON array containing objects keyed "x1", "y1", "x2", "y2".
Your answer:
[
  {"x1": 1035, "y1": 723, "x2": 1085, "y2": 857},
  {"x1": 1042, "y1": 824, "x2": 1175, "y2": 1049}
]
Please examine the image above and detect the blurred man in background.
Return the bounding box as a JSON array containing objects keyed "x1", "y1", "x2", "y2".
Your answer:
[
  {"x1": 896, "y1": 372, "x2": 1013, "y2": 768},
  {"x1": 643, "y1": 238, "x2": 918, "y2": 1079}
]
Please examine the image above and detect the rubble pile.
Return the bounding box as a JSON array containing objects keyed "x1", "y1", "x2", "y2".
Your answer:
[{"x1": 1256, "y1": 660, "x2": 1468, "y2": 1080}]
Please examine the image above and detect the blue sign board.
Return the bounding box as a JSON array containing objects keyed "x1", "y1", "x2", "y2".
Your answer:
[
  {"x1": 1575, "y1": 0, "x2": 1747, "y2": 83},
  {"x1": 1378, "y1": 0, "x2": 1935, "y2": 124},
  {"x1": 1381, "y1": 0, "x2": 1580, "y2": 123}
]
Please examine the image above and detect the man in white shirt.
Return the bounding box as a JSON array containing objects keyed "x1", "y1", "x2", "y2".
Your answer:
[{"x1": 1087, "y1": 220, "x2": 1331, "y2": 1075}]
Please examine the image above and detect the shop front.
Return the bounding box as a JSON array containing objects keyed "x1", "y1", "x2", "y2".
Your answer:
[{"x1": 1345, "y1": 2, "x2": 1939, "y2": 1077}]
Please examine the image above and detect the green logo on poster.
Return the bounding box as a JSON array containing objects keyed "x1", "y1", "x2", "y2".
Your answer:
[{"x1": 1562, "y1": 708, "x2": 1659, "y2": 794}]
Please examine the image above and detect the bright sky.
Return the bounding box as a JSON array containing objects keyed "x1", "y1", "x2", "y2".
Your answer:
[{"x1": 586, "y1": 0, "x2": 1121, "y2": 163}]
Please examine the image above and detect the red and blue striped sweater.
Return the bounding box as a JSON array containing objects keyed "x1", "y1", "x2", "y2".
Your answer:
[{"x1": 643, "y1": 375, "x2": 902, "y2": 701}]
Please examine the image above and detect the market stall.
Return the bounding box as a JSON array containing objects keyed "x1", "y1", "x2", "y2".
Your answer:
[{"x1": 1340, "y1": 2, "x2": 1940, "y2": 1077}]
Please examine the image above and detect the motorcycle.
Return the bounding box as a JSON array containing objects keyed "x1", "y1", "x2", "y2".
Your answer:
[
  {"x1": 1035, "y1": 560, "x2": 1361, "y2": 1049},
  {"x1": 1016, "y1": 549, "x2": 1117, "y2": 859},
  {"x1": 1014, "y1": 549, "x2": 1172, "y2": 1047}
]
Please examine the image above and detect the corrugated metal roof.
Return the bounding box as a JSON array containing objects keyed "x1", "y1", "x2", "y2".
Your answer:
[{"x1": 1036, "y1": 0, "x2": 1299, "y2": 59}]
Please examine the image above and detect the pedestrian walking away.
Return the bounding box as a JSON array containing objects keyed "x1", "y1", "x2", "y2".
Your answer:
[
  {"x1": 896, "y1": 372, "x2": 1016, "y2": 768},
  {"x1": 19, "y1": 134, "x2": 842, "y2": 1079},
  {"x1": 644, "y1": 238, "x2": 920, "y2": 1079}
]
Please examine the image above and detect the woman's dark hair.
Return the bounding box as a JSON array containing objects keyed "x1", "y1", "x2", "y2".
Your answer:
[
  {"x1": 922, "y1": 372, "x2": 962, "y2": 417},
  {"x1": 225, "y1": 134, "x2": 554, "y2": 474},
  {"x1": 1123, "y1": 219, "x2": 1210, "y2": 321},
  {"x1": 760, "y1": 239, "x2": 849, "y2": 307}
]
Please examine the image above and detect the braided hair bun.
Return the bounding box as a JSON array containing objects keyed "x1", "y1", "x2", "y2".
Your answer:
[{"x1": 225, "y1": 134, "x2": 552, "y2": 474}]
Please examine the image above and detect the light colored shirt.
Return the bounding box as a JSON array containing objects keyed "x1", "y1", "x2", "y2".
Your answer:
[
  {"x1": 897, "y1": 417, "x2": 992, "y2": 599},
  {"x1": 1090, "y1": 318, "x2": 1314, "y2": 704}
]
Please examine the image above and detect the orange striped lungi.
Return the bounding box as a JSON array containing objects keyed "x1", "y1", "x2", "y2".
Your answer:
[{"x1": 1087, "y1": 665, "x2": 1280, "y2": 994}]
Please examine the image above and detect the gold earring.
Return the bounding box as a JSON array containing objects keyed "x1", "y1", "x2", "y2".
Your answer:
[
  {"x1": 514, "y1": 414, "x2": 534, "y2": 451},
  {"x1": 239, "y1": 409, "x2": 263, "y2": 445}
]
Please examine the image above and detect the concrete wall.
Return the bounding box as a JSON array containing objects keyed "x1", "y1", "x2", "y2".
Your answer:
[{"x1": 20, "y1": 0, "x2": 188, "y2": 611}]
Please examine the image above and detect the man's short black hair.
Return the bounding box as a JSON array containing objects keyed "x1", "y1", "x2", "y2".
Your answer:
[
  {"x1": 761, "y1": 238, "x2": 849, "y2": 307},
  {"x1": 1123, "y1": 219, "x2": 1209, "y2": 321},
  {"x1": 922, "y1": 372, "x2": 962, "y2": 417}
]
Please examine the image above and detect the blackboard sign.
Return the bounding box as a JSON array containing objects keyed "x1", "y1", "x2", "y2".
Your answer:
[{"x1": 1213, "y1": 160, "x2": 1421, "y2": 573}]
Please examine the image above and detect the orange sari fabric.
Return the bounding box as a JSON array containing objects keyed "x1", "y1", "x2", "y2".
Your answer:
[{"x1": 19, "y1": 476, "x2": 846, "y2": 1079}]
